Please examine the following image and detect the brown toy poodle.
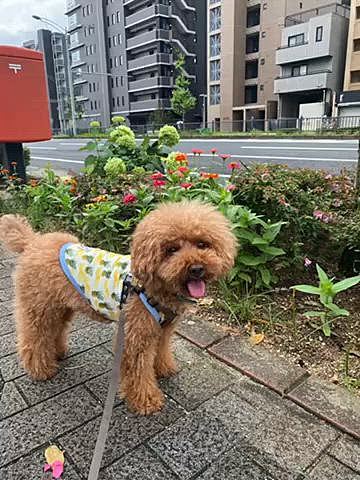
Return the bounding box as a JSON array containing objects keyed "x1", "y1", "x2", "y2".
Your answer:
[{"x1": 0, "y1": 201, "x2": 237, "y2": 415}]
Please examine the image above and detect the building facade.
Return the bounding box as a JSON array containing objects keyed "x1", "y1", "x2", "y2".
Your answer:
[
  {"x1": 207, "y1": 0, "x2": 350, "y2": 130},
  {"x1": 23, "y1": 30, "x2": 70, "y2": 133},
  {"x1": 338, "y1": 0, "x2": 360, "y2": 117},
  {"x1": 65, "y1": 0, "x2": 206, "y2": 129},
  {"x1": 275, "y1": 3, "x2": 349, "y2": 121}
]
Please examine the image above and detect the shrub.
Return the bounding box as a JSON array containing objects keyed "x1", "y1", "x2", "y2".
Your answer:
[
  {"x1": 89, "y1": 120, "x2": 101, "y2": 129},
  {"x1": 104, "y1": 157, "x2": 127, "y2": 177},
  {"x1": 111, "y1": 116, "x2": 125, "y2": 125},
  {"x1": 158, "y1": 125, "x2": 180, "y2": 147}
]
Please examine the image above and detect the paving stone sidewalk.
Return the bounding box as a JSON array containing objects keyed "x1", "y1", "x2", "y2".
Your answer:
[{"x1": 0, "y1": 246, "x2": 359, "y2": 480}]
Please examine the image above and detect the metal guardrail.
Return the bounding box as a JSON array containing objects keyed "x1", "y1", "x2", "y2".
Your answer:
[{"x1": 51, "y1": 116, "x2": 360, "y2": 136}]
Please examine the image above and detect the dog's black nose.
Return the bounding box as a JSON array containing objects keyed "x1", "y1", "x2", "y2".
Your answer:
[{"x1": 189, "y1": 265, "x2": 205, "y2": 279}]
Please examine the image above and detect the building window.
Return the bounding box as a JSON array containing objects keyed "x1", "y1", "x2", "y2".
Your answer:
[
  {"x1": 245, "y1": 60, "x2": 258, "y2": 79},
  {"x1": 68, "y1": 13, "x2": 77, "y2": 27},
  {"x1": 245, "y1": 85, "x2": 257, "y2": 104},
  {"x1": 71, "y1": 50, "x2": 80, "y2": 64},
  {"x1": 210, "y1": 34, "x2": 221, "y2": 57},
  {"x1": 357, "y1": 6, "x2": 360, "y2": 19},
  {"x1": 350, "y1": 71, "x2": 360, "y2": 83},
  {"x1": 210, "y1": 85, "x2": 220, "y2": 105},
  {"x1": 315, "y1": 26, "x2": 323, "y2": 42},
  {"x1": 210, "y1": 7, "x2": 221, "y2": 32},
  {"x1": 292, "y1": 64, "x2": 307, "y2": 76},
  {"x1": 354, "y1": 39, "x2": 360, "y2": 52},
  {"x1": 210, "y1": 60, "x2": 221, "y2": 81},
  {"x1": 70, "y1": 32, "x2": 78, "y2": 45},
  {"x1": 288, "y1": 33, "x2": 305, "y2": 47},
  {"x1": 116, "y1": 11, "x2": 121, "y2": 23},
  {"x1": 246, "y1": 33, "x2": 259, "y2": 54},
  {"x1": 247, "y1": 5, "x2": 260, "y2": 28}
]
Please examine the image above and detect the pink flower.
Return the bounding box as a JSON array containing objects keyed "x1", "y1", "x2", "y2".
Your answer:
[
  {"x1": 227, "y1": 162, "x2": 241, "y2": 170},
  {"x1": 151, "y1": 172, "x2": 165, "y2": 180},
  {"x1": 279, "y1": 196, "x2": 290, "y2": 207},
  {"x1": 220, "y1": 154, "x2": 231, "y2": 161},
  {"x1": 324, "y1": 174, "x2": 333, "y2": 180},
  {"x1": 211, "y1": 148, "x2": 218, "y2": 154},
  {"x1": 313, "y1": 210, "x2": 333, "y2": 223},
  {"x1": 178, "y1": 166, "x2": 189, "y2": 174},
  {"x1": 226, "y1": 184, "x2": 236, "y2": 191},
  {"x1": 153, "y1": 180, "x2": 166, "y2": 188},
  {"x1": 192, "y1": 148, "x2": 204, "y2": 155},
  {"x1": 333, "y1": 198, "x2": 343, "y2": 208},
  {"x1": 181, "y1": 182, "x2": 193, "y2": 189},
  {"x1": 123, "y1": 193, "x2": 137, "y2": 204},
  {"x1": 304, "y1": 257, "x2": 312, "y2": 268}
]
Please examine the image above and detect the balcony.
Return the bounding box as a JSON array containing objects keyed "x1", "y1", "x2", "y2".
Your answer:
[
  {"x1": 65, "y1": 0, "x2": 81, "y2": 15},
  {"x1": 127, "y1": 29, "x2": 170, "y2": 50},
  {"x1": 276, "y1": 41, "x2": 331, "y2": 65},
  {"x1": 125, "y1": 4, "x2": 170, "y2": 28},
  {"x1": 127, "y1": 53, "x2": 172, "y2": 71},
  {"x1": 129, "y1": 76, "x2": 173, "y2": 91},
  {"x1": 274, "y1": 70, "x2": 331, "y2": 94},
  {"x1": 130, "y1": 98, "x2": 171, "y2": 112}
]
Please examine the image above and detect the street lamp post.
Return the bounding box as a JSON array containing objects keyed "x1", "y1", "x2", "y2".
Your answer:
[
  {"x1": 32, "y1": 15, "x2": 77, "y2": 136},
  {"x1": 200, "y1": 94, "x2": 208, "y2": 130}
]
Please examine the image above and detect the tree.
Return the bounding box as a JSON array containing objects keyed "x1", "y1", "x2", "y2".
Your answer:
[{"x1": 170, "y1": 54, "x2": 197, "y2": 123}]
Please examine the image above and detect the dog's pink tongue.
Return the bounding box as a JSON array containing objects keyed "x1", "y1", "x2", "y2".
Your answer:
[{"x1": 187, "y1": 280, "x2": 206, "y2": 298}]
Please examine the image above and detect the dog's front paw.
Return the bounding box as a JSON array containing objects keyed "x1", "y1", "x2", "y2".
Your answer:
[
  {"x1": 127, "y1": 387, "x2": 165, "y2": 415},
  {"x1": 155, "y1": 360, "x2": 179, "y2": 378}
]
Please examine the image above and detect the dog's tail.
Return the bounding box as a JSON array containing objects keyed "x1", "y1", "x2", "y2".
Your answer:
[{"x1": 0, "y1": 215, "x2": 36, "y2": 253}]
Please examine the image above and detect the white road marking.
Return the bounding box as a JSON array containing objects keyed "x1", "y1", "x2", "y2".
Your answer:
[
  {"x1": 31, "y1": 156, "x2": 84, "y2": 164},
  {"x1": 241, "y1": 146, "x2": 355, "y2": 151},
  {"x1": 60, "y1": 142, "x2": 87, "y2": 146},
  {"x1": 186, "y1": 153, "x2": 356, "y2": 162},
  {"x1": 178, "y1": 138, "x2": 357, "y2": 144},
  {"x1": 29, "y1": 146, "x2": 57, "y2": 150}
]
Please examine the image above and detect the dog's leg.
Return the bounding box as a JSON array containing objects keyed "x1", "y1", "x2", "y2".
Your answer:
[
  {"x1": 120, "y1": 300, "x2": 164, "y2": 415},
  {"x1": 154, "y1": 322, "x2": 178, "y2": 378},
  {"x1": 54, "y1": 310, "x2": 73, "y2": 359},
  {"x1": 15, "y1": 302, "x2": 61, "y2": 380}
]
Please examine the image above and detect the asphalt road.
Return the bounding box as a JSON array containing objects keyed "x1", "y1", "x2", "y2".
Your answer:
[{"x1": 25, "y1": 137, "x2": 359, "y2": 176}]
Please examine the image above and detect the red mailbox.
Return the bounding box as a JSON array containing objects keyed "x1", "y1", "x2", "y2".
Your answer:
[{"x1": 0, "y1": 45, "x2": 52, "y2": 142}]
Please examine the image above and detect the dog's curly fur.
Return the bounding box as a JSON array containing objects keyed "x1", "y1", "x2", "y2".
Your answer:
[{"x1": 0, "y1": 201, "x2": 237, "y2": 415}]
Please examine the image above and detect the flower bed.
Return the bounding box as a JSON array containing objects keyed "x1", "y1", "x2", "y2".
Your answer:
[{"x1": 1, "y1": 121, "x2": 359, "y2": 393}]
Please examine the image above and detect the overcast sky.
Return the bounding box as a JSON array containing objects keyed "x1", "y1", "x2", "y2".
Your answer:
[{"x1": 0, "y1": 0, "x2": 66, "y2": 46}]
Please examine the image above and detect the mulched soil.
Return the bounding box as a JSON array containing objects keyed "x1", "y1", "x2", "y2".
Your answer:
[{"x1": 193, "y1": 285, "x2": 360, "y2": 396}]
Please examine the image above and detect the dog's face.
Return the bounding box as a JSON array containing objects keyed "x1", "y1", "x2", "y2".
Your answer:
[{"x1": 131, "y1": 201, "x2": 237, "y2": 298}]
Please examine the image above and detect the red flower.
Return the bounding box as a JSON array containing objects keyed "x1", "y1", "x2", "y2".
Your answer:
[
  {"x1": 123, "y1": 193, "x2": 137, "y2": 204},
  {"x1": 151, "y1": 172, "x2": 165, "y2": 180},
  {"x1": 181, "y1": 182, "x2": 193, "y2": 189},
  {"x1": 177, "y1": 166, "x2": 189, "y2": 173},
  {"x1": 227, "y1": 162, "x2": 241, "y2": 170},
  {"x1": 192, "y1": 148, "x2": 204, "y2": 155},
  {"x1": 219, "y1": 154, "x2": 231, "y2": 161},
  {"x1": 153, "y1": 180, "x2": 166, "y2": 188},
  {"x1": 175, "y1": 153, "x2": 188, "y2": 163},
  {"x1": 211, "y1": 148, "x2": 218, "y2": 154},
  {"x1": 201, "y1": 172, "x2": 220, "y2": 179}
]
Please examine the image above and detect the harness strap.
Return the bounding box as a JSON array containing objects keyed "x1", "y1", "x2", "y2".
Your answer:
[{"x1": 87, "y1": 310, "x2": 125, "y2": 480}]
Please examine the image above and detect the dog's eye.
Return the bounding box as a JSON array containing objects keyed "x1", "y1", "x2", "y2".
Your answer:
[
  {"x1": 166, "y1": 246, "x2": 179, "y2": 255},
  {"x1": 197, "y1": 242, "x2": 210, "y2": 250}
]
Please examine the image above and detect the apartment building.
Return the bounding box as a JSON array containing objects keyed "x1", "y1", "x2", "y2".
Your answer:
[
  {"x1": 275, "y1": 3, "x2": 349, "y2": 120},
  {"x1": 65, "y1": 0, "x2": 206, "y2": 129},
  {"x1": 338, "y1": 0, "x2": 360, "y2": 116},
  {"x1": 23, "y1": 29, "x2": 70, "y2": 133},
  {"x1": 207, "y1": 0, "x2": 349, "y2": 130}
]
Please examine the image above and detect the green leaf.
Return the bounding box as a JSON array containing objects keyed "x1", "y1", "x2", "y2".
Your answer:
[
  {"x1": 257, "y1": 245, "x2": 285, "y2": 256},
  {"x1": 237, "y1": 272, "x2": 252, "y2": 283},
  {"x1": 263, "y1": 222, "x2": 285, "y2": 242},
  {"x1": 258, "y1": 265, "x2": 271, "y2": 286},
  {"x1": 333, "y1": 275, "x2": 360, "y2": 294},
  {"x1": 316, "y1": 264, "x2": 329, "y2": 284},
  {"x1": 304, "y1": 311, "x2": 324, "y2": 318},
  {"x1": 322, "y1": 323, "x2": 332, "y2": 337},
  {"x1": 326, "y1": 303, "x2": 349, "y2": 316},
  {"x1": 238, "y1": 254, "x2": 266, "y2": 266},
  {"x1": 251, "y1": 237, "x2": 268, "y2": 246},
  {"x1": 291, "y1": 285, "x2": 321, "y2": 295}
]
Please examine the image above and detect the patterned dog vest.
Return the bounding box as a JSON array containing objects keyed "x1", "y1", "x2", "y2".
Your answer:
[{"x1": 59, "y1": 243, "x2": 131, "y2": 321}]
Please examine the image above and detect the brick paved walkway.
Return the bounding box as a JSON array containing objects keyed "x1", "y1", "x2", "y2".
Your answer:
[{"x1": 0, "y1": 245, "x2": 359, "y2": 480}]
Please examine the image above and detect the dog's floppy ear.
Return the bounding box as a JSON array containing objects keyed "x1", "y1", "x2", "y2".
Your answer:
[{"x1": 130, "y1": 226, "x2": 162, "y2": 284}]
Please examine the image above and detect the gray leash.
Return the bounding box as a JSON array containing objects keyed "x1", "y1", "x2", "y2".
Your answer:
[{"x1": 87, "y1": 311, "x2": 126, "y2": 480}]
